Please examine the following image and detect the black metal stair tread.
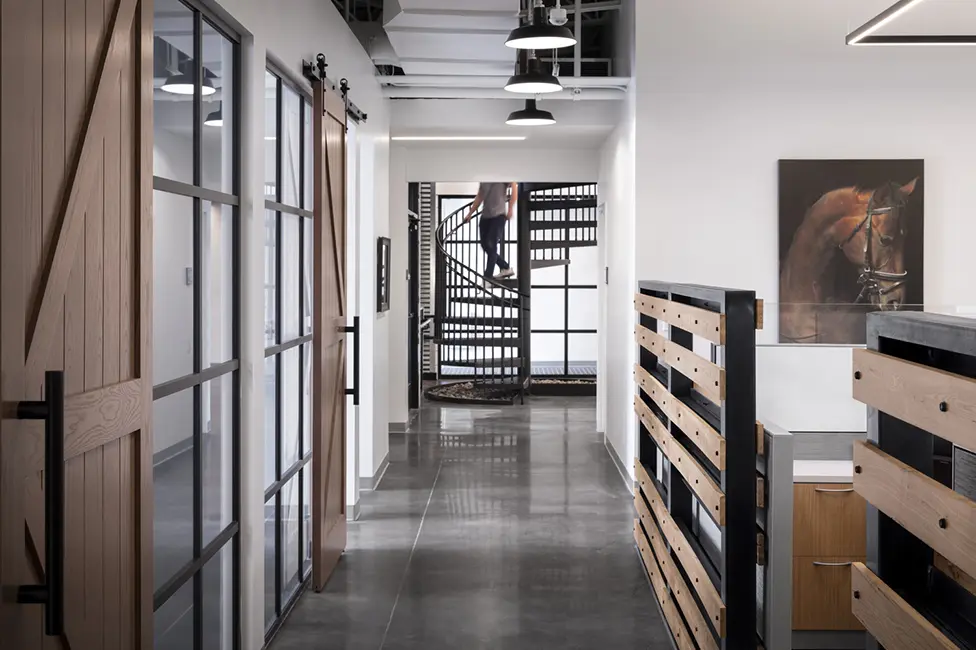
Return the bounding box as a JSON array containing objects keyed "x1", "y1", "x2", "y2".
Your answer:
[
  {"x1": 530, "y1": 240, "x2": 597, "y2": 250},
  {"x1": 529, "y1": 220, "x2": 598, "y2": 230},
  {"x1": 434, "y1": 337, "x2": 523, "y2": 347},
  {"x1": 441, "y1": 317, "x2": 520, "y2": 326},
  {"x1": 451, "y1": 296, "x2": 521, "y2": 307},
  {"x1": 530, "y1": 259, "x2": 570, "y2": 269},
  {"x1": 441, "y1": 358, "x2": 523, "y2": 368},
  {"x1": 528, "y1": 198, "x2": 598, "y2": 210}
]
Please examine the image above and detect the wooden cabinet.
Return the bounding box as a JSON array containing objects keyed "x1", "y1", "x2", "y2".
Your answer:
[
  {"x1": 792, "y1": 557, "x2": 864, "y2": 630},
  {"x1": 793, "y1": 484, "x2": 866, "y2": 557},
  {"x1": 792, "y1": 482, "x2": 867, "y2": 632}
]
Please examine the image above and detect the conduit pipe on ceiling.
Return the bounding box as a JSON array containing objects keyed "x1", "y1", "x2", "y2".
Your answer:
[
  {"x1": 383, "y1": 86, "x2": 624, "y2": 100},
  {"x1": 377, "y1": 75, "x2": 631, "y2": 90}
]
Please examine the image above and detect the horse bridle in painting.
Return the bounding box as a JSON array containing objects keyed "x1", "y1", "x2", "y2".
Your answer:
[{"x1": 839, "y1": 190, "x2": 907, "y2": 307}]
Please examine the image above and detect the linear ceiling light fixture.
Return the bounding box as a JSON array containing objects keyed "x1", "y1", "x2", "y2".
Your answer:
[
  {"x1": 391, "y1": 136, "x2": 528, "y2": 141},
  {"x1": 506, "y1": 99, "x2": 556, "y2": 126},
  {"x1": 845, "y1": 0, "x2": 972, "y2": 45},
  {"x1": 506, "y1": 1, "x2": 577, "y2": 50},
  {"x1": 505, "y1": 56, "x2": 562, "y2": 94},
  {"x1": 161, "y1": 72, "x2": 216, "y2": 96}
]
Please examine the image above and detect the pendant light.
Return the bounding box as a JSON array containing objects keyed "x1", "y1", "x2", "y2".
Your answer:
[
  {"x1": 505, "y1": 55, "x2": 562, "y2": 94},
  {"x1": 506, "y1": 99, "x2": 556, "y2": 126},
  {"x1": 506, "y1": 1, "x2": 577, "y2": 51},
  {"x1": 204, "y1": 103, "x2": 222, "y2": 127},
  {"x1": 161, "y1": 72, "x2": 216, "y2": 96}
]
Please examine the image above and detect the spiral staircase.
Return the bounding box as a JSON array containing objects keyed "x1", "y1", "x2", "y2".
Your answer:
[{"x1": 426, "y1": 201, "x2": 528, "y2": 404}]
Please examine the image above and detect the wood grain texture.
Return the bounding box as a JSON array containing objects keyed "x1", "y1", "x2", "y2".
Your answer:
[
  {"x1": 635, "y1": 460, "x2": 726, "y2": 636},
  {"x1": 793, "y1": 483, "x2": 866, "y2": 557},
  {"x1": 312, "y1": 82, "x2": 348, "y2": 591},
  {"x1": 635, "y1": 363, "x2": 725, "y2": 470},
  {"x1": 23, "y1": 379, "x2": 142, "y2": 473},
  {"x1": 851, "y1": 562, "x2": 958, "y2": 650},
  {"x1": 634, "y1": 292, "x2": 726, "y2": 345},
  {"x1": 637, "y1": 496, "x2": 719, "y2": 650},
  {"x1": 634, "y1": 521, "x2": 697, "y2": 650},
  {"x1": 635, "y1": 324, "x2": 725, "y2": 403},
  {"x1": 755, "y1": 299, "x2": 764, "y2": 330},
  {"x1": 853, "y1": 348, "x2": 976, "y2": 452},
  {"x1": 756, "y1": 421, "x2": 764, "y2": 456},
  {"x1": 634, "y1": 396, "x2": 725, "y2": 525},
  {"x1": 24, "y1": 0, "x2": 137, "y2": 380},
  {"x1": 136, "y1": 0, "x2": 154, "y2": 643},
  {"x1": 854, "y1": 440, "x2": 976, "y2": 580},
  {"x1": 757, "y1": 475, "x2": 765, "y2": 509},
  {"x1": 793, "y1": 556, "x2": 864, "y2": 630},
  {"x1": 933, "y1": 553, "x2": 976, "y2": 599}
]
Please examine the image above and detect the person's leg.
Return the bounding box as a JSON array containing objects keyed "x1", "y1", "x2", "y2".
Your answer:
[
  {"x1": 480, "y1": 218, "x2": 499, "y2": 277},
  {"x1": 493, "y1": 218, "x2": 510, "y2": 271}
]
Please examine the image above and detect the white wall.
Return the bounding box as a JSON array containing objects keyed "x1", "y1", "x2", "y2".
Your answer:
[
  {"x1": 206, "y1": 1, "x2": 390, "y2": 647},
  {"x1": 597, "y1": 0, "x2": 976, "y2": 469},
  {"x1": 597, "y1": 88, "x2": 636, "y2": 475}
]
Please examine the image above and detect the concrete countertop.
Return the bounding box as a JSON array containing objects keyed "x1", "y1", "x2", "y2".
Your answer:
[{"x1": 793, "y1": 459, "x2": 854, "y2": 483}]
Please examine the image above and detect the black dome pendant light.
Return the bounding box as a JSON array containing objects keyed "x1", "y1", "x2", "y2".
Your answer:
[
  {"x1": 505, "y1": 0, "x2": 577, "y2": 51},
  {"x1": 204, "y1": 103, "x2": 223, "y2": 127},
  {"x1": 505, "y1": 52, "x2": 562, "y2": 94},
  {"x1": 506, "y1": 99, "x2": 556, "y2": 126}
]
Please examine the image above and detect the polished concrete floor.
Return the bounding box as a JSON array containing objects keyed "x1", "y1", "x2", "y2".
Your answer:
[{"x1": 269, "y1": 396, "x2": 669, "y2": 650}]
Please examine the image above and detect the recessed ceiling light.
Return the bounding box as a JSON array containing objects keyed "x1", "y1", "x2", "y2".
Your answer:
[
  {"x1": 161, "y1": 72, "x2": 216, "y2": 96},
  {"x1": 505, "y1": 57, "x2": 562, "y2": 94},
  {"x1": 506, "y1": 4, "x2": 577, "y2": 50},
  {"x1": 391, "y1": 136, "x2": 527, "y2": 141},
  {"x1": 847, "y1": 0, "x2": 928, "y2": 45},
  {"x1": 506, "y1": 99, "x2": 556, "y2": 127}
]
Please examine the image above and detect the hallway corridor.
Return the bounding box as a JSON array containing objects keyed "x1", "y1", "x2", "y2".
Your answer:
[{"x1": 269, "y1": 397, "x2": 669, "y2": 649}]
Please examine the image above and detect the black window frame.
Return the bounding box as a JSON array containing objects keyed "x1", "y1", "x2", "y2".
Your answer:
[
  {"x1": 150, "y1": 2, "x2": 242, "y2": 650},
  {"x1": 528, "y1": 183, "x2": 598, "y2": 377},
  {"x1": 263, "y1": 61, "x2": 315, "y2": 642}
]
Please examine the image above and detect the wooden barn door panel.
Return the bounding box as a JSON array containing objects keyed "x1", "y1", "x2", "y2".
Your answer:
[
  {"x1": 311, "y1": 82, "x2": 348, "y2": 591},
  {"x1": 0, "y1": 0, "x2": 153, "y2": 647}
]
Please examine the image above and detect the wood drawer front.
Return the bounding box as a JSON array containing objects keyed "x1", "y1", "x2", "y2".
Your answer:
[
  {"x1": 793, "y1": 483, "x2": 866, "y2": 557},
  {"x1": 793, "y1": 557, "x2": 865, "y2": 631}
]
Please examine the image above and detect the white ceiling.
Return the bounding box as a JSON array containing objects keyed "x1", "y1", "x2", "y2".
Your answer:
[
  {"x1": 389, "y1": 97, "x2": 621, "y2": 148},
  {"x1": 872, "y1": 0, "x2": 976, "y2": 35}
]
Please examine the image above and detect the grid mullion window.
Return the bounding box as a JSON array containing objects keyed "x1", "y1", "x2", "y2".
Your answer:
[
  {"x1": 263, "y1": 64, "x2": 314, "y2": 640},
  {"x1": 152, "y1": 2, "x2": 240, "y2": 649}
]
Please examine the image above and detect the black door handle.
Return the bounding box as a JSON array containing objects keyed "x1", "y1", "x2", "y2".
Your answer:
[
  {"x1": 343, "y1": 316, "x2": 360, "y2": 406},
  {"x1": 15, "y1": 370, "x2": 64, "y2": 636}
]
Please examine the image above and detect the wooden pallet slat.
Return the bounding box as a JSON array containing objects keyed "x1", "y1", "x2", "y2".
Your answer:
[
  {"x1": 851, "y1": 562, "x2": 958, "y2": 650},
  {"x1": 853, "y1": 440, "x2": 976, "y2": 581},
  {"x1": 635, "y1": 293, "x2": 727, "y2": 345},
  {"x1": 638, "y1": 496, "x2": 719, "y2": 650},
  {"x1": 635, "y1": 363, "x2": 726, "y2": 470},
  {"x1": 635, "y1": 522, "x2": 698, "y2": 650},
  {"x1": 636, "y1": 461, "x2": 727, "y2": 636},
  {"x1": 634, "y1": 397, "x2": 725, "y2": 525},
  {"x1": 852, "y1": 348, "x2": 976, "y2": 452}
]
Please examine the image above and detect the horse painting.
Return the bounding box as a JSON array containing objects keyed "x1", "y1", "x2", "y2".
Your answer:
[{"x1": 779, "y1": 177, "x2": 919, "y2": 344}]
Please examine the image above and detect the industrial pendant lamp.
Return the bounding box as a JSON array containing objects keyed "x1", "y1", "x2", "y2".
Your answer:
[
  {"x1": 506, "y1": 99, "x2": 556, "y2": 126},
  {"x1": 505, "y1": 56, "x2": 562, "y2": 94},
  {"x1": 161, "y1": 72, "x2": 216, "y2": 96},
  {"x1": 204, "y1": 103, "x2": 222, "y2": 127},
  {"x1": 505, "y1": 1, "x2": 577, "y2": 51}
]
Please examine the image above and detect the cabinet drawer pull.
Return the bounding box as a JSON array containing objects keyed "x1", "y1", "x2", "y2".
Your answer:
[
  {"x1": 814, "y1": 488, "x2": 854, "y2": 493},
  {"x1": 812, "y1": 561, "x2": 853, "y2": 567}
]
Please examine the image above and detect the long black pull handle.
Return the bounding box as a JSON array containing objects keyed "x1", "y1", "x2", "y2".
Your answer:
[
  {"x1": 343, "y1": 317, "x2": 360, "y2": 406},
  {"x1": 16, "y1": 370, "x2": 64, "y2": 637}
]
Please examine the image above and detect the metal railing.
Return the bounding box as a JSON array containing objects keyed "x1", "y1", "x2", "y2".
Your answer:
[{"x1": 434, "y1": 201, "x2": 527, "y2": 393}]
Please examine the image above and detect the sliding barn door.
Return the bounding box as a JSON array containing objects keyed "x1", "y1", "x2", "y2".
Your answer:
[
  {"x1": 0, "y1": 0, "x2": 154, "y2": 647},
  {"x1": 311, "y1": 81, "x2": 348, "y2": 590}
]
